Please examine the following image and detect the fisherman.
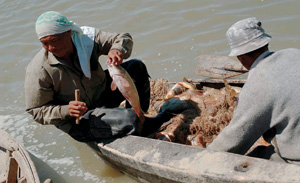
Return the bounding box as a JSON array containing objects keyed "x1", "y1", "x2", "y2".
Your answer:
[
  {"x1": 207, "y1": 17, "x2": 300, "y2": 164},
  {"x1": 25, "y1": 11, "x2": 159, "y2": 142}
]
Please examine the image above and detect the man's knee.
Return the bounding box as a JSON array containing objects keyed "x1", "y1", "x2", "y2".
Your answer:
[{"x1": 124, "y1": 59, "x2": 150, "y2": 80}]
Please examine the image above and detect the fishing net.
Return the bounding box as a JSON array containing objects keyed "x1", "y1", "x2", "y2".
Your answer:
[{"x1": 147, "y1": 78, "x2": 239, "y2": 148}]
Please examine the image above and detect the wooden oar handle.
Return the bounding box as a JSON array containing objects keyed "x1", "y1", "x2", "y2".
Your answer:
[{"x1": 75, "y1": 89, "x2": 80, "y2": 124}]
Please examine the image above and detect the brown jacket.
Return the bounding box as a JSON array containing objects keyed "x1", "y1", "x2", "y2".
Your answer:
[{"x1": 25, "y1": 28, "x2": 133, "y2": 132}]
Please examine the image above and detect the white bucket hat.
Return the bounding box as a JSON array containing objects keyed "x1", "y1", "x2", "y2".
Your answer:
[{"x1": 226, "y1": 17, "x2": 271, "y2": 56}]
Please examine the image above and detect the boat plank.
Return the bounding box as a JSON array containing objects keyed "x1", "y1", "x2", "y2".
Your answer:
[
  {"x1": 7, "y1": 157, "x2": 18, "y2": 183},
  {"x1": 93, "y1": 135, "x2": 300, "y2": 183},
  {"x1": 0, "y1": 129, "x2": 41, "y2": 183}
]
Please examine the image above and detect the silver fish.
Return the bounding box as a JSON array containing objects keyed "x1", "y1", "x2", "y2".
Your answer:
[
  {"x1": 107, "y1": 63, "x2": 145, "y2": 124},
  {"x1": 165, "y1": 81, "x2": 202, "y2": 99}
]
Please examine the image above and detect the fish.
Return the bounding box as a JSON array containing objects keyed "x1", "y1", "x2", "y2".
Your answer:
[
  {"x1": 165, "y1": 83, "x2": 186, "y2": 99},
  {"x1": 107, "y1": 63, "x2": 145, "y2": 124},
  {"x1": 165, "y1": 81, "x2": 203, "y2": 99},
  {"x1": 155, "y1": 131, "x2": 174, "y2": 142}
]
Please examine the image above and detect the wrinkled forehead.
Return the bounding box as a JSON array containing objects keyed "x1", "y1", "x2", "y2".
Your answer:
[{"x1": 39, "y1": 31, "x2": 68, "y2": 41}]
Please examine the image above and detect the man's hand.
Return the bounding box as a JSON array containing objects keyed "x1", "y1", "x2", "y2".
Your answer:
[
  {"x1": 107, "y1": 49, "x2": 124, "y2": 66},
  {"x1": 68, "y1": 101, "x2": 88, "y2": 118}
]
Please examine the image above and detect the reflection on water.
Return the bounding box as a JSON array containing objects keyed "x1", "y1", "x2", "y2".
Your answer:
[
  {"x1": 100, "y1": 164, "x2": 124, "y2": 178},
  {"x1": 0, "y1": 0, "x2": 300, "y2": 182}
]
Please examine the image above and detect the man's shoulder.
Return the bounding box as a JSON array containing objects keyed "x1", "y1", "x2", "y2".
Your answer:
[
  {"x1": 29, "y1": 48, "x2": 47, "y2": 66},
  {"x1": 280, "y1": 48, "x2": 300, "y2": 52},
  {"x1": 260, "y1": 48, "x2": 300, "y2": 65},
  {"x1": 273, "y1": 48, "x2": 300, "y2": 56},
  {"x1": 26, "y1": 49, "x2": 50, "y2": 75},
  {"x1": 251, "y1": 47, "x2": 300, "y2": 80}
]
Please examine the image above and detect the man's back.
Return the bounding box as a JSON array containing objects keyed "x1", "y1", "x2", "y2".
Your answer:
[{"x1": 208, "y1": 48, "x2": 300, "y2": 162}]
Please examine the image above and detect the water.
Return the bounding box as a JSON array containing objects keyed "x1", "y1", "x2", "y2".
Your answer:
[{"x1": 0, "y1": 0, "x2": 299, "y2": 182}]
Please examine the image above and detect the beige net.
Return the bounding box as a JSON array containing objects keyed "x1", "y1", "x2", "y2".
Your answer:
[{"x1": 147, "y1": 78, "x2": 239, "y2": 148}]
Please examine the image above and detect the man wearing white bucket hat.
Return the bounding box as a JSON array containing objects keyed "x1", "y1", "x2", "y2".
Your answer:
[{"x1": 208, "y1": 17, "x2": 300, "y2": 164}]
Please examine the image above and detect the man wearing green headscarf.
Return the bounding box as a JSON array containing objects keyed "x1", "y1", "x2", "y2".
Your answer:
[{"x1": 25, "y1": 11, "x2": 153, "y2": 141}]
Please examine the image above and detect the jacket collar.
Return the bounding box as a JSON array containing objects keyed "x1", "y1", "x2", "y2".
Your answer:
[
  {"x1": 47, "y1": 51, "x2": 62, "y2": 66},
  {"x1": 247, "y1": 50, "x2": 274, "y2": 80}
]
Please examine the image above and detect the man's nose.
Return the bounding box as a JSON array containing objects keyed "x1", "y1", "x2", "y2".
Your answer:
[{"x1": 48, "y1": 45, "x2": 55, "y2": 52}]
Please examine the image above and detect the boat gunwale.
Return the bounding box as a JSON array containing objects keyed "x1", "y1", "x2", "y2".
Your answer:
[{"x1": 87, "y1": 78, "x2": 300, "y2": 183}]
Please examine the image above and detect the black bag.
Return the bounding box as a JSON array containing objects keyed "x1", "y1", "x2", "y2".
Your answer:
[
  {"x1": 69, "y1": 107, "x2": 139, "y2": 142},
  {"x1": 88, "y1": 107, "x2": 139, "y2": 139}
]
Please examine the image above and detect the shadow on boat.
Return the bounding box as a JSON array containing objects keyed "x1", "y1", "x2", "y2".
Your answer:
[{"x1": 29, "y1": 152, "x2": 67, "y2": 183}]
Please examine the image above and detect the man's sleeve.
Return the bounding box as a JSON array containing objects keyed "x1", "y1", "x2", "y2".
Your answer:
[
  {"x1": 25, "y1": 60, "x2": 71, "y2": 126},
  {"x1": 207, "y1": 80, "x2": 273, "y2": 155},
  {"x1": 93, "y1": 29, "x2": 133, "y2": 59}
]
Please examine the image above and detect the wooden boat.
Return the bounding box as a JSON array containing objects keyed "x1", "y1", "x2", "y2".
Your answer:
[
  {"x1": 87, "y1": 78, "x2": 300, "y2": 183},
  {"x1": 0, "y1": 129, "x2": 52, "y2": 183}
]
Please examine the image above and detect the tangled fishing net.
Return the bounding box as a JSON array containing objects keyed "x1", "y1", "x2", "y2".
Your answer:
[{"x1": 147, "y1": 78, "x2": 240, "y2": 148}]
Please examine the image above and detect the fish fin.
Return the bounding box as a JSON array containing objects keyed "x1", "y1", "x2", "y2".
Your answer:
[
  {"x1": 183, "y1": 77, "x2": 188, "y2": 82},
  {"x1": 230, "y1": 89, "x2": 237, "y2": 98},
  {"x1": 121, "y1": 79, "x2": 130, "y2": 88},
  {"x1": 110, "y1": 81, "x2": 118, "y2": 91},
  {"x1": 223, "y1": 78, "x2": 232, "y2": 91},
  {"x1": 183, "y1": 77, "x2": 194, "y2": 85}
]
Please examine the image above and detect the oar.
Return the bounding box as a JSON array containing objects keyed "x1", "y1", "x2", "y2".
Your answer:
[{"x1": 195, "y1": 55, "x2": 248, "y2": 79}]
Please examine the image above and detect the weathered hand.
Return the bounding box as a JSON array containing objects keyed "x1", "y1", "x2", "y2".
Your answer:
[
  {"x1": 107, "y1": 49, "x2": 124, "y2": 66},
  {"x1": 68, "y1": 101, "x2": 88, "y2": 118}
]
